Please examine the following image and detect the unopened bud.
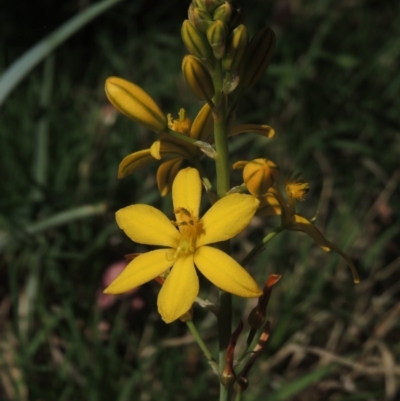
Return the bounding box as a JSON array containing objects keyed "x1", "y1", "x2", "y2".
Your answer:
[
  {"x1": 239, "y1": 27, "x2": 276, "y2": 89},
  {"x1": 181, "y1": 20, "x2": 212, "y2": 59},
  {"x1": 105, "y1": 77, "x2": 167, "y2": 133},
  {"x1": 195, "y1": 0, "x2": 224, "y2": 13},
  {"x1": 222, "y1": 24, "x2": 248, "y2": 72},
  {"x1": 182, "y1": 55, "x2": 215, "y2": 101},
  {"x1": 190, "y1": 103, "x2": 213, "y2": 141},
  {"x1": 213, "y1": 2, "x2": 232, "y2": 23},
  {"x1": 206, "y1": 20, "x2": 228, "y2": 59},
  {"x1": 188, "y1": 5, "x2": 213, "y2": 33}
]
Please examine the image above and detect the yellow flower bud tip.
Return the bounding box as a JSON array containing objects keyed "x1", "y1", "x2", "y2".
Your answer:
[
  {"x1": 189, "y1": 5, "x2": 213, "y2": 33},
  {"x1": 167, "y1": 109, "x2": 192, "y2": 135},
  {"x1": 195, "y1": 0, "x2": 224, "y2": 13},
  {"x1": 105, "y1": 77, "x2": 167, "y2": 133},
  {"x1": 213, "y1": 2, "x2": 232, "y2": 23}
]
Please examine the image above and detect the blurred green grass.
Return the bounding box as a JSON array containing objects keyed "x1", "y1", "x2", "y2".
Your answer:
[{"x1": 1, "y1": 0, "x2": 400, "y2": 400}]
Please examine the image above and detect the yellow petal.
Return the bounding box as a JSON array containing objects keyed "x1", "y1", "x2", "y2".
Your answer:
[
  {"x1": 104, "y1": 249, "x2": 173, "y2": 294},
  {"x1": 157, "y1": 254, "x2": 199, "y2": 323},
  {"x1": 190, "y1": 103, "x2": 213, "y2": 141},
  {"x1": 197, "y1": 194, "x2": 259, "y2": 246},
  {"x1": 105, "y1": 77, "x2": 167, "y2": 133},
  {"x1": 118, "y1": 149, "x2": 154, "y2": 178},
  {"x1": 257, "y1": 193, "x2": 282, "y2": 216},
  {"x1": 194, "y1": 246, "x2": 262, "y2": 297},
  {"x1": 228, "y1": 124, "x2": 275, "y2": 139},
  {"x1": 172, "y1": 167, "x2": 202, "y2": 218},
  {"x1": 157, "y1": 158, "x2": 184, "y2": 197},
  {"x1": 291, "y1": 214, "x2": 360, "y2": 283},
  {"x1": 232, "y1": 160, "x2": 247, "y2": 170},
  {"x1": 116, "y1": 205, "x2": 180, "y2": 247},
  {"x1": 151, "y1": 136, "x2": 195, "y2": 160}
]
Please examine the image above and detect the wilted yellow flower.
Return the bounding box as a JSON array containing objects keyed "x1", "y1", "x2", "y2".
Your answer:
[
  {"x1": 233, "y1": 158, "x2": 279, "y2": 196},
  {"x1": 105, "y1": 167, "x2": 262, "y2": 323},
  {"x1": 258, "y1": 173, "x2": 360, "y2": 283}
]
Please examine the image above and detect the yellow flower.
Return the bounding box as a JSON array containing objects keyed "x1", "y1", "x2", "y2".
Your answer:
[
  {"x1": 258, "y1": 173, "x2": 360, "y2": 283},
  {"x1": 119, "y1": 104, "x2": 276, "y2": 196},
  {"x1": 105, "y1": 167, "x2": 262, "y2": 323},
  {"x1": 118, "y1": 104, "x2": 213, "y2": 196}
]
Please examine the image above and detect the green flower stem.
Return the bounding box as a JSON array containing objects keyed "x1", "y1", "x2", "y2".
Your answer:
[
  {"x1": 186, "y1": 320, "x2": 218, "y2": 374},
  {"x1": 210, "y1": 61, "x2": 234, "y2": 401},
  {"x1": 234, "y1": 391, "x2": 242, "y2": 401},
  {"x1": 218, "y1": 289, "x2": 233, "y2": 401},
  {"x1": 211, "y1": 61, "x2": 230, "y2": 198},
  {"x1": 241, "y1": 226, "x2": 284, "y2": 267}
]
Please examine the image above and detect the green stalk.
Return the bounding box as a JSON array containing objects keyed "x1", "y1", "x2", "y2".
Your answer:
[
  {"x1": 210, "y1": 61, "x2": 233, "y2": 401},
  {"x1": 186, "y1": 320, "x2": 218, "y2": 374}
]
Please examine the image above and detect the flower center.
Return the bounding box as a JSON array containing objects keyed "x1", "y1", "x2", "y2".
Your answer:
[
  {"x1": 285, "y1": 179, "x2": 309, "y2": 202},
  {"x1": 167, "y1": 108, "x2": 192, "y2": 135},
  {"x1": 172, "y1": 207, "x2": 203, "y2": 259}
]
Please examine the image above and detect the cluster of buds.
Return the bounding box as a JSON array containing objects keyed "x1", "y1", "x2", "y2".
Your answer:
[{"x1": 182, "y1": 0, "x2": 276, "y2": 96}]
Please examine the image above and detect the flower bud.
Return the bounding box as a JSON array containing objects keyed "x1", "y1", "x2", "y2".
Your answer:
[
  {"x1": 182, "y1": 55, "x2": 215, "y2": 101},
  {"x1": 239, "y1": 27, "x2": 276, "y2": 89},
  {"x1": 188, "y1": 5, "x2": 213, "y2": 33},
  {"x1": 105, "y1": 77, "x2": 167, "y2": 133},
  {"x1": 233, "y1": 158, "x2": 279, "y2": 197},
  {"x1": 190, "y1": 103, "x2": 213, "y2": 141},
  {"x1": 222, "y1": 24, "x2": 248, "y2": 72},
  {"x1": 194, "y1": 0, "x2": 224, "y2": 13},
  {"x1": 181, "y1": 20, "x2": 212, "y2": 59},
  {"x1": 213, "y1": 2, "x2": 232, "y2": 23},
  {"x1": 206, "y1": 20, "x2": 228, "y2": 59}
]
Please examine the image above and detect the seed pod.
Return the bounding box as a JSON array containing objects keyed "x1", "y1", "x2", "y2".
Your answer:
[
  {"x1": 105, "y1": 77, "x2": 167, "y2": 133},
  {"x1": 182, "y1": 55, "x2": 215, "y2": 101},
  {"x1": 181, "y1": 20, "x2": 212, "y2": 59},
  {"x1": 206, "y1": 20, "x2": 228, "y2": 59},
  {"x1": 188, "y1": 4, "x2": 213, "y2": 33},
  {"x1": 213, "y1": 2, "x2": 232, "y2": 23},
  {"x1": 222, "y1": 24, "x2": 248, "y2": 72},
  {"x1": 239, "y1": 27, "x2": 276, "y2": 89}
]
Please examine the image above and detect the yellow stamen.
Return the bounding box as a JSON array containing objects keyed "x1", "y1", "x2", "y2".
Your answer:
[
  {"x1": 285, "y1": 177, "x2": 309, "y2": 202},
  {"x1": 167, "y1": 108, "x2": 192, "y2": 135},
  {"x1": 171, "y1": 207, "x2": 203, "y2": 259}
]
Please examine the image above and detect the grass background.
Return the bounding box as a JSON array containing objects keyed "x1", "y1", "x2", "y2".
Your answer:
[{"x1": 1, "y1": 0, "x2": 399, "y2": 400}]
